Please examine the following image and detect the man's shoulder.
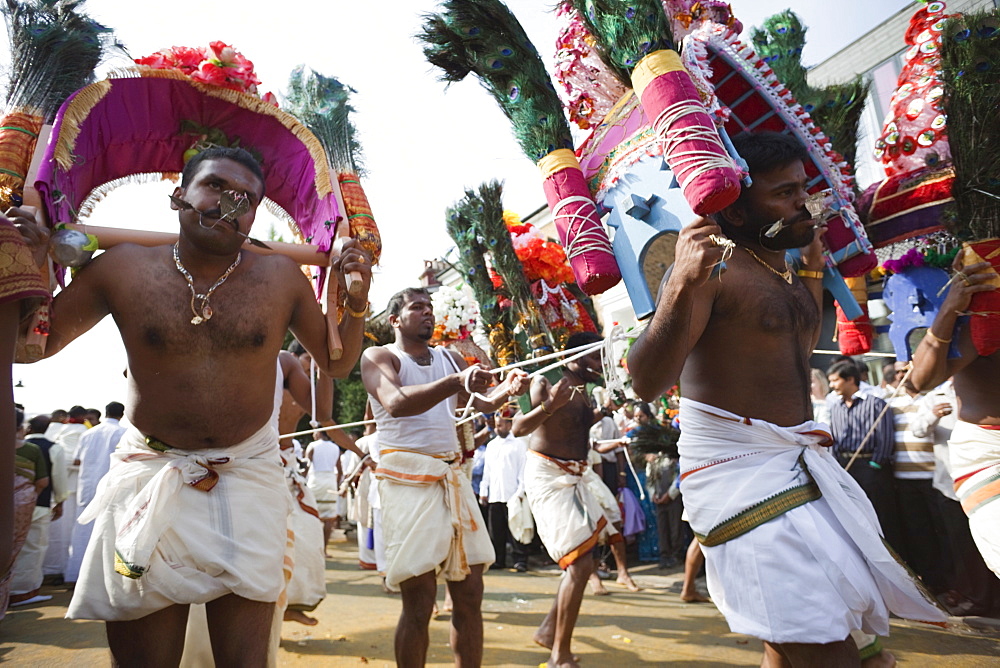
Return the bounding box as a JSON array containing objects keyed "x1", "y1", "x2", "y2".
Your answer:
[{"x1": 17, "y1": 440, "x2": 43, "y2": 458}]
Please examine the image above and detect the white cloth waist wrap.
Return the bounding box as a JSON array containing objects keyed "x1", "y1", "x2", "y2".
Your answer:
[
  {"x1": 67, "y1": 423, "x2": 291, "y2": 621},
  {"x1": 523, "y1": 451, "x2": 621, "y2": 569},
  {"x1": 279, "y1": 446, "x2": 325, "y2": 612},
  {"x1": 678, "y1": 398, "x2": 946, "y2": 643},
  {"x1": 376, "y1": 448, "x2": 493, "y2": 590},
  {"x1": 949, "y1": 420, "x2": 1000, "y2": 577}
]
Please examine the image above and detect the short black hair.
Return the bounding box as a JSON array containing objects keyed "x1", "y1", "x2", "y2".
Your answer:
[
  {"x1": 635, "y1": 402, "x2": 655, "y2": 420},
  {"x1": 731, "y1": 131, "x2": 810, "y2": 178},
  {"x1": 14, "y1": 405, "x2": 24, "y2": 430},
  {"x1": 105, "y1": 402, "x2": 125, "y2": 419},
  {"x1": 181, "y1": 146, "x2": 265, "y2": 198},
  {"x1": 50, "y1": 409, "x2": 67, "y2": 420},
  {"x1": 68, "y1": 405, "x2": 87, "y2": 419},
  {"x1": 828, "y1": 360, "x2": 861, "y2": 385},
  {"x1": 387, "y1": 287, "x2": 431, "y2": 318},
  {"x1": 565, "y1": 331, "x2": 602, "y2": 352},
  {"x1": 28, "y1": 415, "x2": 50, "y2": 434}
]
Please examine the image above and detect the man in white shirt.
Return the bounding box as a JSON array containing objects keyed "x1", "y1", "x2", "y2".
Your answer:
[
  {"x1": 888, "y1": 377, "x2": 949, "y2": 594},
  {"x1": 65, "y1": 402, "x2": 126, "y2": 584},
  {"x1": 479, "y1": 409, "x2": 529, "y2": 571},
  {"x1": 42, "y1": 405, "x2": 88, "y2": 581},
  {"x1": 306, "y1": 433, "x2": 342, "y2": 555}
]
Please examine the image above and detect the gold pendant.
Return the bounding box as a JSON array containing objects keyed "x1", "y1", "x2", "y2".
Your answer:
[{"x1": 202, "y1": 304, "x2": 213, "y2": 321}]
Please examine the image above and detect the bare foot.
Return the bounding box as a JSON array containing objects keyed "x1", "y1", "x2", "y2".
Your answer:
[
  {"x1": 546, "y1": 652, "x2": 581, "y2": 667},
  {"x1": 616, "y1": 575, "x2": 642, "y2": 592},
  {"x1": 283, "y1": 609, "x2": 319, "y2": 625},
  {"x1": 680, "y1": 591, "x2": 710, "y2": 603},
  {"x1": 382, "y1": 578, "x2": 398, "y2": 595},
  {"x1": 862, "y1": 650, "x2": 896, "y2": 668},
  {"x1": 591, "y1": 583, "x2": 611, "y2": 596}
]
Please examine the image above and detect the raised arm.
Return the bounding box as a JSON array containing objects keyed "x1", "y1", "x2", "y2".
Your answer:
[
  {"x1": 628, "y1": 216, "x2": 722, "y2": 400},
  {"x1": 289, "y1": 238, "x2": 373, "y2": 378},
  {"x1": 909, "y1": 257, "x2": 995, "y2": 391},
  {"x1": 798, "y1": 221, "x2": 828, "y2": 350},
  {"x1": 361, "y1": 346, "x2": 493, "y2": 418},
  {"x1": 511, "y1": 376, "x2": 573, "y2": 437},
  {"x1": 280, "y1": 350, "x2": 361, "y2": 457}
]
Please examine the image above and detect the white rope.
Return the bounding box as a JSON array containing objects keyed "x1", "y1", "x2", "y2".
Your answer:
[
  {"x1": 812, "y1": 349, "x2": 897, "y2": 358},
  {"x1": 554, "y1": 195, "x2": 615, "y2": 260},
  {"x1": 281, "y1": 418, "x2": 376, "y2": 439},
  {"x1": 651, "y1": 99, "x2": 734, "y2": 189}
]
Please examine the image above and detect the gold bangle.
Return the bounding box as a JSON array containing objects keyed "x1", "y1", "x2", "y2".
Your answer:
[
  {"x1": 924, "y1": 329, "x2": 952, "y2": 344},
  {"x1": 344, "y1": 301, "x2": 370, "y2": 319},
  {"x1": 540, "y1": 403, "x2": 553, "y2": 416},
  {"x1": 796, "y1": 270, "x2": 824, "y2": 280}
]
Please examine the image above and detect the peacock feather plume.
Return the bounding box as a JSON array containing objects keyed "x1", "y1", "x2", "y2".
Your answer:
[
  {"x1": 445, "y1": 193, "x2": 509, "y2": 334},
  {"x1": 2, "y1": 0, "x2": 124, "y2": 119},
  {"x1": 418, "y1": 0, "x2": 573, "y2": 162},
  {"x1": 569, "y1": 0, "x2": 675, "y2": 87},
  {"x1": 283, "y1": 66, "x2": 365, "y2": 176},
  {"x1": 751, "y1": 9, "x2": 869, "y2": 171},
  {"x1": 469, "y1": 180, "x2": 533, "y2": 316},
  {"x1": 939, "y1": 9, "x2": 1000, "y2": 239}
]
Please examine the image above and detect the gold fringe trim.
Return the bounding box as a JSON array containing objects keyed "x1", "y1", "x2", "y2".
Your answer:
[
  {"x1": 631, "y1": 50, "x2": 686, "y2": 99},
  {"x1": 537, "y1": 148, "x2": 582, "y2": 179},
  {"x1": 52, "y1": 67, "x2": 334, "y2": 199},
  {"x1": 51, "y1": 80, "x2": 112, "y2": 171}
]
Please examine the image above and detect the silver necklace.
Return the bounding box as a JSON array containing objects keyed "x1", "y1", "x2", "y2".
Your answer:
[{"x1": 172, "y1": 243, "x2": 242, "y2": 325}]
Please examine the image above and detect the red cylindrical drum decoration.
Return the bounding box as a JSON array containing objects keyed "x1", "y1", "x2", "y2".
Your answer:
[
  {"x1": 538, "y1": 149, "x2": 621, "y2": 295},
  {"x1": 631, "y1": 50, "x2": 741, "y2": 215}
]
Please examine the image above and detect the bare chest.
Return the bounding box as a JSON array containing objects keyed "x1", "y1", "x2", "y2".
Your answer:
[{"x1": 108, "y1": 262, "x2": 286, "y2": 356}]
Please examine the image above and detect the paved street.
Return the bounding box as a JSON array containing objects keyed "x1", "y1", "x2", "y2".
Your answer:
[{"x1": 3, "y1": 531, "x2": 999, "y2": 666}]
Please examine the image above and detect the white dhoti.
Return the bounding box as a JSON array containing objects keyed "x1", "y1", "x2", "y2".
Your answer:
[
  {"x1": 377, "y1": 449, "x2": 493, "y2": 590},
  {"x1": 678, "y1": 398, "x2": 946, "y2": 644},
  {"x1": 68, "y1": 424, "x2": 291, "y2": 621},
  {"x1": 10, "y1": 507, "x2": 51, "y2": 595},
  {"x1": 307, "y1": 470, "x2": 340, "y2": 520},
  {"x1": 523, "y1": 451, "x2": 621, "y2": 569},
  {"x1": 281, "y1": 448, "x2": 326, "y2": 613},
  {"x1": 43, "y1": 487, "x2": 76, "y2": 576},
  {"x1": 584, "y1": 467, "x2": 622, "y2": 526},
  {"x1": 65, "y1": 510, "x2": 93, "y2": 584},
  {"x1": 950, "y1": 420, "x2": 1000, "y2": 578}
]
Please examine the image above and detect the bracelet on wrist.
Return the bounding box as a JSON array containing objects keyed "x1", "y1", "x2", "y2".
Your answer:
[
  {"x1": 924, "y1": 329, "x2": 952, "y2": 344},
  {"x1": 540, "y1": 403, "x2": 553, "y2": 416},
  {"x1": 344, "y1": 301, "x2": 371, "y2": 319},
  {"x1": 796, "y1": 270, "x2": 824, "y2": 280}
]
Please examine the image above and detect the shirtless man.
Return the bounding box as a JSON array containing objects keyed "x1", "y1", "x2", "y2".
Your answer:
[
  {"x1": 10, "y1": 146, "x2": 372, "y2": 666},
  {"x1": 908, "y1": 254, "x2": 1000, "y2": 576},
  {"x1": 627, "y1": 131, "x2": 943, "y2": 667},
  {"x1": 513, "y1": 331, "x2": 625, "y2": 668},
  {"x1": 362, "y1": 287, "x2": 527, "y2": 668}
]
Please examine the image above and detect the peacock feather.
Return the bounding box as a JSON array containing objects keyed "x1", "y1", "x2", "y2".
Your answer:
[
  {"x1": 469, "y1": 180, "x2": 533, "y2": 316},
  {"x1": 940, "y1": 9, "x2": 1000, "y2": 239},
  {"x1": 751, "y1": 9, "x2": 869, "y2": 170},
  {"x1": 445, "y1": 194, "x2": 508, "y2": 333},
  {"x1": 418, "y1": 0, "x2": 573, "y2": 162},
  {"x1": 2, "y1": 0, "x2": 124, "y2": 119},
  {"x1": 569, "y1": 0, "x2": 675, "y2": 86},
  {"x1": 283, "y1": 66, "x2": 365, "y2": 176}
]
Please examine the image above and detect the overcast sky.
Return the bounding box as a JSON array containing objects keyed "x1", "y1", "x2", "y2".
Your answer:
[{"x1": 6, "y1": 0, "x2": 914, "y2": 415}]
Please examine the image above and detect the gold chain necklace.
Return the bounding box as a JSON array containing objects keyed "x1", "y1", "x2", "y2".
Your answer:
[
  {"x1": 172, "y1": 243, "x2": 242, "y2": 325},
  {"x1": 742, "y1": 246, "x2": 792, "y2": 284}
]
